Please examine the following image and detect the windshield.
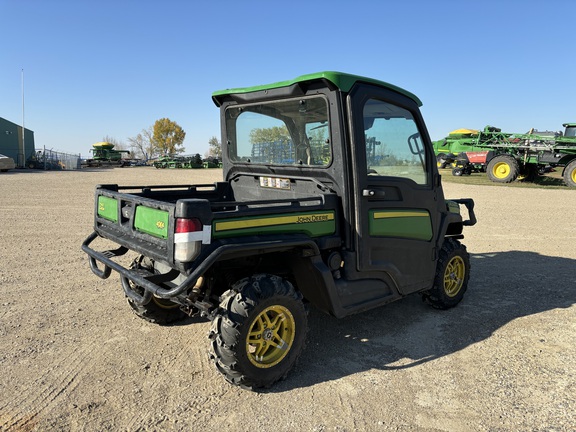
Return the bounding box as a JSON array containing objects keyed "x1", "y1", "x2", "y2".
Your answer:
[
  {"x1": 565, "y1": 125, "x2": 576, "y2": 137},
  {"x1": 225, "y1": 96, "x2": 330, "y2": 166}
]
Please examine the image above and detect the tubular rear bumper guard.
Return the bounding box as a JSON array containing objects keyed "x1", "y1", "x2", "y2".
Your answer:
[{"x1": 82, "y1": 231, "x2": 320, "y2": 305}]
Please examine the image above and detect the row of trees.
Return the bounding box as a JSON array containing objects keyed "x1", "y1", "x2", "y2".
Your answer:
[
  {"x1": 104, "y1": 118, "x2": 222, "y2": 161},
  {"x1": 127, "y1": 118, "x2": 186, "y2": 160}
]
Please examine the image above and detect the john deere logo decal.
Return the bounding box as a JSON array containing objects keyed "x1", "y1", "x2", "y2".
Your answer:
[
  {"x1": 99, "y1": 203, "x2": 105, "y2": 211},
  {"x1": 296, "y1": 214, "x2": 330, "y2": 224},
  {"x1": 156, "y1": 221, "x2": 165, "y2": 229},
  {"x1": 214, "y1": 212, "x2": 335, "y2": 235}
]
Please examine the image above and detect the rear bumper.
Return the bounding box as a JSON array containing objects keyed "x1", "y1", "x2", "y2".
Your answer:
[{"x1": 82, "y1": 231, "x2": 321, "y2": 303}]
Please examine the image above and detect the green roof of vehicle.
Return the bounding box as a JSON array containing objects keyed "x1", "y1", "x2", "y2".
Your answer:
[{"x1": 212, "y1": 71, "x2": 422, "y2": 106}]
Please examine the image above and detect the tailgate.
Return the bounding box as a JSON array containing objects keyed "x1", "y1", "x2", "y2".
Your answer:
[{"x1": 94, "y1": 188, "x2": 177, "y2": 264}]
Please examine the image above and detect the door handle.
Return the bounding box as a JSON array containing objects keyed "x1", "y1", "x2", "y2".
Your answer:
[{"x1": 362, "y1": 189, "x2": 385, "y2": 197}]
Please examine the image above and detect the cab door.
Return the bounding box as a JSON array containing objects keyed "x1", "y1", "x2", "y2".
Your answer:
[{"x1": 348, "y1": 85, "x2": 440, "y2": 294}]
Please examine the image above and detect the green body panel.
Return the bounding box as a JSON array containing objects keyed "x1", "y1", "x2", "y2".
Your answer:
[
  {"x1": 433, "y1": 138, "x2": 488, "y2": 156},
  {"x1": 369, "y1": 209, "x2": 432, "y2": 241},
  {"x1": 97, "y1": 196, "x2": 118, "y2": 222},
  {"x1": 212, "y1": 71, "x2": 422, "y2": 106},
  {"x1": 212, "y1": 211, "x2": 336, "y2": 239},
  {"x1": 133, "y1": 206, "x2": 169, "y2": 239}
]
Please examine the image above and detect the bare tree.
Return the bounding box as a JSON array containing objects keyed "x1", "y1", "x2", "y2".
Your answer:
[
  {"x1": 127, "y1": 127, "x2": 155, "y2": 161},
  {"x1": 101, "y1": 135, "x2": 127, "y2": 151}
]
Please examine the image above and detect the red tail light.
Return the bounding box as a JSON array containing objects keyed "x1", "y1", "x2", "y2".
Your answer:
[
  {"x1": 174, "y1": 218, "x2": 203, "y2": 262},
  {"x1": 175, "y1": 218, "x2": 202, "y2": 233}
]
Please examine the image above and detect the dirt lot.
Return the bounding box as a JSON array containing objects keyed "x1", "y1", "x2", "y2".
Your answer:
[{"x1": 1, "y1": 167, "x2": 575, "y2": 431}]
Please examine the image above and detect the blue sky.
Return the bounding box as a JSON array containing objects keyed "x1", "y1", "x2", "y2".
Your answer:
[{"x1": 1, "y1": 0, "x2": 574, "y2": 158}]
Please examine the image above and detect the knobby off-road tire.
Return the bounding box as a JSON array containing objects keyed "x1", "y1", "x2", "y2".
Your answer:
[
  {"x1": 563, "y1": 159, "x2": 576, "y2": 187},
  {"x1": 127, "y1": 292, "x2": 188, "y2": 325},
  {"x1": 422, "y1": 238, "x2": 470, "y2": 309},
  {"x1": 208, "y1": 274, "x2": 308, "y2": 389},
  {"x1": 487, "y1": 155, "x2": 519, "y2": 183},
  {"x1": 126, "y1": 257, "x2": 188, "y2": 325}
]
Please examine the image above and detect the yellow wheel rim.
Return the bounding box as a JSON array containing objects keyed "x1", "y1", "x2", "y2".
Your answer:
[
  {"x1": 571, "y1": 167, "x2": 576, "y2": 183},
  {"x1": 246, "y1": 305, "x2": 295, "y2": 368},
  {"x1": 152, "y1": 297, "x2": 180, "y2": 310},
  {"x1": 492, "y1": 161, "x2": 510, "y2": 179},
  {"x1": 444, "y1": 256, "x2": 465, "y2": 297}
]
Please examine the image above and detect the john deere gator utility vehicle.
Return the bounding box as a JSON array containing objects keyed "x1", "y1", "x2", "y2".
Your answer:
[{"x1": 82, "y1": 72, "x2": 476, "y2": 389}]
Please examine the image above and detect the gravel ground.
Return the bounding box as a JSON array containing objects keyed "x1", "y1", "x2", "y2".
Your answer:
[{"x1": 0, "y1": 167, "x2": 575, "y2": 432}]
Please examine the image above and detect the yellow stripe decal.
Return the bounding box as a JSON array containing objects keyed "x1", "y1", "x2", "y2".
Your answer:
[
  {"x1": 373, "y1": 211, "x2": 428, "y2": 219},
  {"x1": 215, "y1": 212, "x2": 335, "y2": 232}
]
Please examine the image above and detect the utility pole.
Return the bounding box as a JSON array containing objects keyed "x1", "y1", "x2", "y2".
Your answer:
[{"x1": 21, "y1": 69, "x2": 26, "y2": 168}]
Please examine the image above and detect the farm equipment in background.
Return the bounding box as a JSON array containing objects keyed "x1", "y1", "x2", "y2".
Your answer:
[
  {"x1": 26, "y1": 150, "x2": 65, "y2": 170},
  {"x1": 84, "y1": 142, "x2": 131, "y2": 167},
  {"x1": 153, "y1": 154, "x2": 222, "y2": 169},
  {"x1": 433, "y1": 124, "x2": 576, "y2": 186}
]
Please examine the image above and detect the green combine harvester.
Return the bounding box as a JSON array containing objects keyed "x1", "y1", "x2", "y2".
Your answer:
[
  {"x1": 85, "y1": 142, "x2": 131, "y2": 167},
  {"x1": 433, "y1": 123, "x2": 576, "y2": 186}
]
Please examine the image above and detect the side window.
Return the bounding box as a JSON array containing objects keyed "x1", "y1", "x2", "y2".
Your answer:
[{"x1": 363, "y1": 99, "x2": 428, "y2": 185}]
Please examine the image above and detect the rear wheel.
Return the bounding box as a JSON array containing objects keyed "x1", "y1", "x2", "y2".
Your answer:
[
  {"x1": 563, "y1": 159, "x2": 576, "y2": 187},
  {"x1": 208, "y1": 274, "x2": 307, "y2": 389},
  {"x1": 422, "y1": 239, "x2": 470, "y2": 309},
  {"x1": 125, "y1": 256, "x2": 188, "y2": 325},
  {"x1": 487, "y1": 155, "x2": 519, "y2": 183},
  {"x1": 127, "y1": 292, "x2": 188, "y2": 325}
]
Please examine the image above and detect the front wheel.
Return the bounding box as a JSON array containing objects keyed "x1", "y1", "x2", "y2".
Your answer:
[
  {"x1": 208, "y1": 274, "x2": 308, "y2": 389},
  {"x1": 563, "y1": 159, "x2": 576, "y2": 187},
  {"x1": 422, "y1": 239, "x2": 470, "y2": 309}
]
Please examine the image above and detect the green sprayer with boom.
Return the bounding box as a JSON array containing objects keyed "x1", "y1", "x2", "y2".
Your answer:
[{"x1": 433, "y1": 123, "x2": 576, "y2": 186}]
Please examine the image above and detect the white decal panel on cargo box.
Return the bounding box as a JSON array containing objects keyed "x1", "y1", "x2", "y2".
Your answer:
[{"x1": 259, "y1": 177, "x2": 291, "y2": 190}]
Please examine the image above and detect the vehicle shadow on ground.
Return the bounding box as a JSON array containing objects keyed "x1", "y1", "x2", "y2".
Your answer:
[{"x1": 270, "y1": 250, "x2": 576, "y2": 392}]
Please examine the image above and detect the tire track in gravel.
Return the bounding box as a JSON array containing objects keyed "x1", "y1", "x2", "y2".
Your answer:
[
  {"x1": 123, "y1": 323, "x2": 211, "y2": 430},
  {"x1": 0, "y1": 343, "x2": 92, "y2": 432}
]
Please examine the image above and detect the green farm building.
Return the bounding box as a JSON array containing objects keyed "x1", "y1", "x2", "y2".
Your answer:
[{"x1": 0, "y1": 117, "x2": 35, "y2": 167}]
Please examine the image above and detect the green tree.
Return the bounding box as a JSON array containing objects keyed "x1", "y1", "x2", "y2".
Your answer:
[
  {"x1": 308, "y1": 127, "x2": 330, "y2": 164},
  {"x1": 153, "y1": 118, "x2": 186, "y2": 155},
  {"x1": 249, "y1": 126, "x2": 289, "y2": 145},
  {"x1": 249, "y1": 125, "x2": 291, "y2": 162},
  {"x1": 207, "y1": 136, "x2": 222, "y2": 158}
]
